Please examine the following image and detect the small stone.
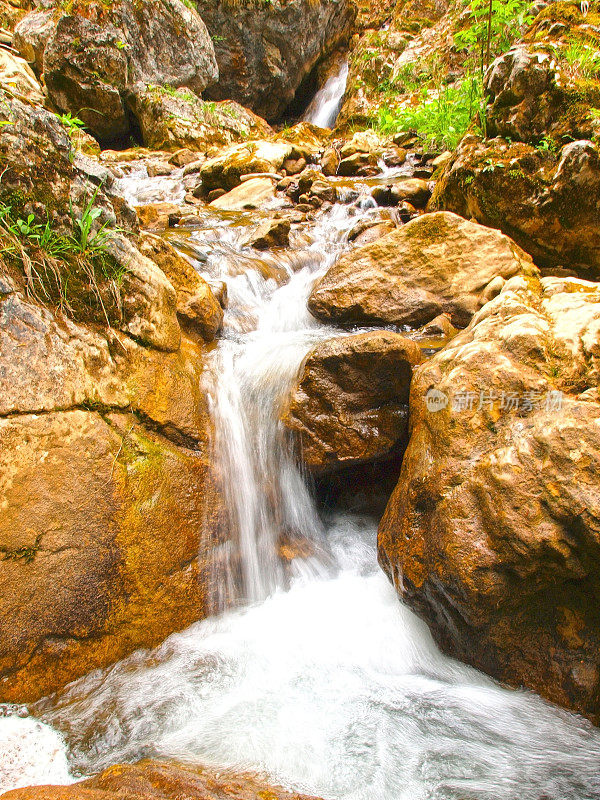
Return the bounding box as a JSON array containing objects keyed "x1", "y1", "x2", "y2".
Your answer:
[
  {"x1": 147, "y1": 161, "x2": 174, "y2": 178},
  {"x1": 207, "y1": 188, "x2": 226, "y2": 202}
]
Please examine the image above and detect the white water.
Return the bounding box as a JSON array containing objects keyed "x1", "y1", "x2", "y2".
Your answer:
[
  {"x1": 2, "y1": 179, "x2": 600, "y2": 800},
  {"x1": 303, "y1": 60, "x2": 349, "y2": 129}
]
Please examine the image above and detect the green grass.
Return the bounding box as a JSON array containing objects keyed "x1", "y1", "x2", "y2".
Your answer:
[{"x1": 0, "y1": 188, "x2": 128, "y2": 323}]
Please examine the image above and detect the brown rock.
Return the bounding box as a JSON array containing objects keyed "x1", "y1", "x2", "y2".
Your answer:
[
  {"x1": 379, "y1": 274, "x2": 600, "y2": 723},
  {"x1": 309, "y1": 211, "x2": 538, "y2": 329},
  {"x1": 243, "y1": 218, "x2": 291, "y2": 249},
  {"x1": 431, "y1": 135, "x2": 600, "y2": 278},
  {"x1": 282, "y1": 331, "x2": 423, "y2": 474},
  {"x1": 389, "y1": 178, "x2": 430, "y2": 208},
  {"x1": 337, "y1": 151, "x2": 377, "y2": 176},
  {"x1": 139, "y1": 233, "x2": 223, "y2": 342},
  {"x1": 352, "y1": 221, "x2": 396, "y2": 246},
  {"x1": 210, "y1": 177, "x2": 277, "y2": 211},
  {"x1": 320, "y1": 147, "x2": 339, "y2": 176},
  {"x1": 200, "y1": 140, "x2": 292, "y2": 191},
  {"x1": 13, "y1": 9, "x2": 55, "y2": 76},
  {"x1": 136, "y1": 202, "x2": 182, "y2": 230},
  {"x1": 2, "y1": 759, "x2": 326, "y2": 800}
]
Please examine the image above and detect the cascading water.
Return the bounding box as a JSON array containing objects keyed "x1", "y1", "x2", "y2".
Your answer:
[
  {"x1": 2, "y1": 170, "x2": 600, "y2": 800},
  {"x1": 302, "y1": 59, "x2": 349, "y2": 129}
]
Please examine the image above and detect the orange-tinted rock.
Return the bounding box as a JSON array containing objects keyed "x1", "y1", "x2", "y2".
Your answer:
[
  {"x1": 2, "y1": 760, "x2": 327, "y2": 800},
  {"x1": 379, "y1": 274, "x2": 600, "y2": 723},
  {"x1": 309, "y1": 211, "x2": 538, "y2": 329},
  {"x1": 282, "y1": 331, "x2": 423, "y2": 474},
  {"x1": 139, "y1": 233, "x2": 223, "y2": 342}
]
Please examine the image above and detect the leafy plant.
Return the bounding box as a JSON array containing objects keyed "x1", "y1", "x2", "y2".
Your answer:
[
  {"x1": 563, "y1": 41, "x2": 600, "y2": 78},
  {"x1": 57, "y1": 112, "x2": 86, "y2": 137},
  {"x1": 377, "y1": 76, "x2": 485, "y2": 149},
  {"x1": 454, "y1": 0, "x2": 534, "y2": 76}
]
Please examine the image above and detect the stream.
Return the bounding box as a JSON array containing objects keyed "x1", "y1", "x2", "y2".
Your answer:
[{"x1": 1, "y1": 169, "x2": 600, "y2": 800}]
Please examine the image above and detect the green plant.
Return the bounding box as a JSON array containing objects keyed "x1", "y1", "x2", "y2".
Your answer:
[
  {"x1": 536, "y1": 135, "x2": 558, "y2": 153},
  {"x1": 57, "y1": 112, "x2": 86, "y2": 136},
  {"x1": 115, "y1": 39, "x2": 128, "y2": 50},
  {"x1": 563, "y1": 41, "x2": 600, "y2": 78},
  {"x1": 454, "y1": 0, "x2": 534, "y2": 76},
  {"x1": 376, "y1": 76, "x2": 485, "y2": 149}
]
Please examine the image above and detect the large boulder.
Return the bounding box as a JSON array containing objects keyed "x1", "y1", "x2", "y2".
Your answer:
[
  {"x1": 308, "y1": 211, "x2": 538, "y2": 329},
  {"x1": 379, "y1": 274, "x2": 600, "y2": 723},
  {"x1": 200, "y1": 140, "x2": 293, "y2": 191},
  {"x1": 2, "y1": 760, "x2": 326, "y2": 800},
  {"x1": 282, "y1": 331, "x2": 423, "y2": 474},
  {"x1": 485, "y1": 1, "x2": 600, "y2": 146},
  {"x1": 0, "y1": 87, "x2": 225, "y2": 703},
  {"x1": 36, "y1": 0, "x2": 218, "y2": 142},
  {"x1": 430, "y1": 135, "x2": 600, "y2": 278},
  {"x1": 196, "y1": 0, "x2": 355, "y2": 121},
  {"x1": 130, "y1": 88, "x2": 272, "y2": 152}
]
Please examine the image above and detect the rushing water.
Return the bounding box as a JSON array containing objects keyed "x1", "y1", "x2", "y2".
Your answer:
[
  {"x1": 303, "y1": 59, "x2": 349, "y2": 129},
  {"x1": 2, "y1": 173, "x2": 600, "y2": 800}
]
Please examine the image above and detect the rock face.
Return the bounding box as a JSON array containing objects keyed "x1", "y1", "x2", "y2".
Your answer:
[
  {"x1": 379, "y1": 274, "x2": 600, "y2": 723},
  {"x1": 37, "y1": 0, "x2": 218, "y2": 142},
  {"x1": 196, "y1": 0, "x2": 355, "y2": 121},
  {"x1": 282, "y1": 332, "x2": 423, "y2": 474},
  {"x1": 309, "y1": 212, "x2": 538, "y2": 329},
  {"x1": 431, "y1": 135, "x2": 600, "y2": 278},
  {"x1": 2, "y1": 760, "x2": 326, "y2": 800},
  {"x1": 0, "y1": 89, "x2": 224, "y2": 703},
  {"x1": 13, "y1": 9, "x2": 55, "y2": 75}
]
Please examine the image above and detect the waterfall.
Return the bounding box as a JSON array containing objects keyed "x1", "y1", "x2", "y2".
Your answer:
[
  {"x1": 3, "y1": 174, "x2": 600, "y2": 800},
  {"x1": 303, "y1": 59, "x2": 349, "y2": 129}
]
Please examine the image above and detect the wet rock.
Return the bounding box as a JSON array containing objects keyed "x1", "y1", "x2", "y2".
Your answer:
[
  {"x1": 200, "y1": 141, "x2": 292, "y2": 191},
  {"x1": 3, "y1": 759, "x2": 327, "y2": 800},
  {"x1": 320, "y1": 146, "x2": 340, "y2": 176},
  {"x1": 210, "y1": 177, "x2": 277, "y2": 211},
  {"x1": 130, "y1": 88, "x2": 273, "y2": 152},
  {"x1": 309, "y1": 211, "x2": 538, "y2": 329},
  {"x1": 0, "y1": 275, "x2": 225, "y2": 702},
  {"x1": 243, "y1": 218, "x2": 291, "y2": 249},
  {"x1": 383, "y1": 146, "x2": 407, "y2": 167},
  {"x1": 389, "y1": 178, "x2": 430, "y2": 207},
  {"x1": 12, "y1": 8, "x2": 54, "y2": 76},
  {"x1": 39, "y1": 0, "x2": 218, "y2": 143},
  {"x1": 136, "y1": 202, "x2": 182, "y2": 230},
  {"x1": 418, "y1": 312, "x2": 458, "y2": 339},
  {"x1": 337, "y1": 151, "x2": 378, "y2": 176},
  {"x1": 431, "y1": 135, "x2": 600, "y2": 277},
  {"x1": 282, "y1": 331, "x2": 423, "y2": 474},
  {"x1": 196, "y1": 0, "x2": 355, "y2": 121},
  {"x1": 339, "y1": 129, "x2": 384, "y2": 159},
  {"x1": 146, "y1": 161, "x2": 174, "y2": 178},
  {"x1": 139, "y1": 233, "x2": 223, "y2": 342},
  {"x1": 379, "y1": 274, "x2": 600, "y2": 723},
  {"x1": 169, "y1": 149, "x2": 199, "y2": 168},
  {"x1": 283, "y1": 156, "x2": 307, "y2": 175}
]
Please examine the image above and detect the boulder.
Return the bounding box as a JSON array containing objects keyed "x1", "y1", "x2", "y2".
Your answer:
[
  {"x1": 130, "y1": 88, "x2": 272, "y2": 152},
  {"x1": 200, "y1": 140, "x2": 293, "y2": 191},
  {"x1": 243, "y1": 217, "x2": 290, "y2": 249},
  {"x1": 13, "y1": 9, "x2": 55, "y2": 76},
  {"x1": 282, "y1": 331, "x2": 423, "y2": 474},
  {"x1": 0, "y1": 280, "x2": 224, "y2": 703},
  {"x1": 210, "y1": 177, "x2": 277, "y2": 211},
  {"x1": 3, "y1": 760, "x2": 326, "y2": 800},
  {"x1": 196, "y1": 0, "x2": 355, "y2": 121},
  {"x1": 138, "y1": 233, "x2": 223, "y2": 342},
  {"x1": 39, "y1": 0, "x2": 218, "y2": 142},
  {"x1": 0, "y1": 48, "x2": 44, "y2": 104},
  {"x1": 431, "y1": 135, "x2": 600, "y2": 277},
  {"x1": 308, "y1": 211, "x2": 538, "y2": 329},
  {"x1": 485, "y1": 2, "x2": 600, "y2": 145},
  {"x1": 379, "y1": 273, "x2": 600, "y2": 723}
]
